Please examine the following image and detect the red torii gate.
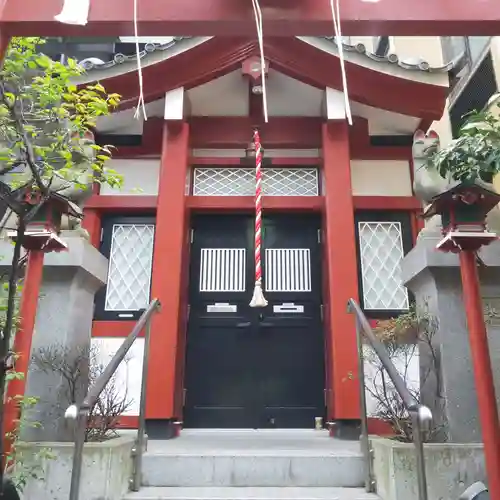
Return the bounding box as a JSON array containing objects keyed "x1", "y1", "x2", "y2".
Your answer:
[
  {"x1": 2, "y1": 0, "x2": 500, "y2": 498},
  {"x1": 0, "y1": 0, "x2": 499, "y2": 37}
]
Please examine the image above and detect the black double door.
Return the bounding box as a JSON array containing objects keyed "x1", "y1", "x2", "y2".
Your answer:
[{"x1": 183, "y1": 214, "x2": 325, "y2": 429}]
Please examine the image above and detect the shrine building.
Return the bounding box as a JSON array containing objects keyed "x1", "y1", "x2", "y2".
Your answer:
[{"x1": 58, "y1": 35, "x2": 453, "y2": 436}]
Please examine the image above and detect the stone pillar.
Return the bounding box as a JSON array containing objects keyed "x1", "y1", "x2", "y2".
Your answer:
[
  {"x1": 401, "y1": 236, "x2": 500, "y2": 443},
  {"x1": 22, "y1": 233, "x2": 108, "y2": 442}
]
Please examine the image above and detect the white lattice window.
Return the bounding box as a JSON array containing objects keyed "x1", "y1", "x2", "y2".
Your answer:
[
  {"x1": 358, "y1": 221, "x2": 409, "y2": 311},
  {"x1": 265, "y1": 249, "x2": 311, "y2": 292},
  {"x1": 192, "y1": 168, "x2": 319, "y2": 196},
  {"x1": 105, "y1": 224, "x2": 155, "y2": 312}
]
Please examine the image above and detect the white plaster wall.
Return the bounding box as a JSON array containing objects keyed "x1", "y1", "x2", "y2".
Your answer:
[
  {"x1": 91, "y1": 337, "x2": 145, "y2": 416},
  {"x1": 363, "y1": 344, "x2": 420, "y2": 417},
  {"x1": 100, "y1": 159, "x2": 160, "y2": 196},
  {"x1": 350, "y1": 160, "x2": 412, "y2": 196}
]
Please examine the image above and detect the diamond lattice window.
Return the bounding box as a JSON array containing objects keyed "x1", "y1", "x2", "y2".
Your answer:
[
  {"x1": 192, "y1": 168, "x2": 319, "y2": 196},
  {"x1": 105, "y1": 224, "x2": 155, "y2": 312},
  {"x1": 358, "y1": 221, "x2": 409, "y2": 311}
]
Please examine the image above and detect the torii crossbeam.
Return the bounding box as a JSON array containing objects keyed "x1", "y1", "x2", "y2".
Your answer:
[{"x1": 0, "y1": 0, "x2": 499, "y2": 37}]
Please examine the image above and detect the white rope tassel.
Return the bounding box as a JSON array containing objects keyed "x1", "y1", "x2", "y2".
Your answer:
[
  {"x1": 250, "y1": 281, "x2": 267, "y2": 308},
  {"x1": 251, "y1": 0, "x2": 269, "y2": 124},
  {"x1": 55, "y1": 0, "x2": 90, "y2": 25},
  {"x1": 133, "y1": 0, "x2": 148, "y2": 121},
  {"x1": 329, "y1": 0, "x2": 352, "y2": 125}
]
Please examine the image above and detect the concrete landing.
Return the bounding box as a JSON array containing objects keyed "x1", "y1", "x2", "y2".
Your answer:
[
  {"x1": 124, "y1": 487, "x2": 379, "y2": 500},
  {"x1": 141, "y1": 430, "x2": 366, "y2": 488},
  {"x1": 147, "y1": 429, "x2": 362, "y2": 455}
]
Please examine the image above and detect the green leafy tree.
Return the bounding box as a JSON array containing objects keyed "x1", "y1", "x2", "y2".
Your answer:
[
  {"x1": 0, "y1": 37, "x2": 122, "y2": 193},
  {"x1": 0, "y1": 37, "x2": 123, "y2": 492},
  {"x1": 427, "y1": 101, "x2": 500, "y2": 183}
]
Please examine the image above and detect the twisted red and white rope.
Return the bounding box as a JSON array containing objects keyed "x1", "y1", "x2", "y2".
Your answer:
[
  {"x1": 254, "y1": 130, "x2": 262, "y2": 284},
  {"x1": 249, "y1": 129, "x2": 267, "y2": 307}
]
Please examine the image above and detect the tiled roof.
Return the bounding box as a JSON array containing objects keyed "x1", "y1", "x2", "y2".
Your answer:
[
  {"x1": 77, "y1": 35, "x2": 463, "y2": 74},
  {"x1": 323, "y1": 37, "x2": 464, "y2": 73},
  {"x1": 78, "y1": 36, "x2": 191, "y2": 71}
]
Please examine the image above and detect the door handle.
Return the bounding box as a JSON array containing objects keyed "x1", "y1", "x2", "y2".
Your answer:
[
  {"x1": 236, "y1": 321, "x2": 251, "y2": 328},
  {"x1": 259, "y1": 322, "x2": 274, "y2": 327}
]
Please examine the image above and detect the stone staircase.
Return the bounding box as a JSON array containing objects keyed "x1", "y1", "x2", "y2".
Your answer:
[{"x1": 123, "y1": 430, "x2": 379, "y2": 500}]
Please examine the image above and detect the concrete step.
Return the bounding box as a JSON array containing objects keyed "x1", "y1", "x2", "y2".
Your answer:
[
  {"x1": 142, "y1": 431, "x2": 365, "y2": 488},
  {"x1": 124, "y1": 487, "x2": 379, "y2": 500},
  {"x1": 141, "y1": 451, "x2": 365, "y2": 487}
]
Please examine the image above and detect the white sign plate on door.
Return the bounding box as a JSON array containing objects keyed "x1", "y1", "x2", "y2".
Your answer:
[
  {"x1": 273, "y1": 303, "x2": 304, "y2": 313},
  {"x1": 207, "y1": 303, "x2": 238, "y2": 313}
]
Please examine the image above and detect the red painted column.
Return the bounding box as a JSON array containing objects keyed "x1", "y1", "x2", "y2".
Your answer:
[
  {"x1": 82, "y1": 209, "x2": 101, "y2": 248},
  {"x1": 322, "y1": 121, "x2": 360, "y2": 420},
  {"x1": 146, "y1": 121, "x2": 189, "y2": 420},
  {"x1": 459, "y1": 250, "x2": 500, "y2": 497},
  {"x1": 4, "y1": 250, "x2": 44, "y2": 450}
]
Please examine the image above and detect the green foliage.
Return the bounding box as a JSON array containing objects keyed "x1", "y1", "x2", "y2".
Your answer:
[
  {"x1": 4, "y1": 394, "x2": 55, "y2": 491},
  {"x1": 427, "y1": 100, "x2": 500, "y2": 183},
  {"x1": 0, "y1": 37, "x2": 123, "y2": 190},
  {"x1": 0, "y1": 280, "x2": 21, "y2": 342},
  {"x1": 0, "y1": 273, "x2": 52, "y2": 491}
]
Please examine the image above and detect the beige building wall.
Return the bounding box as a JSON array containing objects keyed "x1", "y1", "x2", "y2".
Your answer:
[
  {"x1": 391, "y1": 37, "x2": 445, "y2": 66},
  {"x1": 350, "y1": 160, "x2": 412, "y2": 197},
  {"x1": 100, "y1": 159, "x2": 161, "y2": 196}
]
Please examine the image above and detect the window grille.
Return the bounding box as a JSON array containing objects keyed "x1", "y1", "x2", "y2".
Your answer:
[
  {"x1": 192, "y1": 168, "x2": 319, "y2": 196},
  {"x1": 265, "y1": 248, "x2": 311, "y2": 292},
  {"x1": 357, "y1": 220, "x2": 409, "y2": 312},
  {"x1": 95, "y1": 216, "x2": 156, "y2": 320},
  {"x1": 199, "y1": 248, "x2": 246, "y2": 292},
  {"x1": 105, "y1": 224, "x2": 155, "y2": 312}
]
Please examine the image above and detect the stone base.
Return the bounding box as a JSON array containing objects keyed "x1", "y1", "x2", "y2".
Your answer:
[
  {"x1": 16, "y1": 434, "x2": 135, "y2": 500},
  {"x1": 401, "y1": 237, "x2": 500, "y2": 443},
  {"x1": 328, "y1": 420, "x2": 361, "y2": 440},
  {"x1": 370, "y1": 437, "x2": 486, "y2": 500},
  {"x1": 23, "y1": 234, "x2": 108, "y2": 442}
]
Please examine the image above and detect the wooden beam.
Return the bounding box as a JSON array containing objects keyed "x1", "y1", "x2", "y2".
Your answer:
[
  {"x1": 186, "y1": 196, "x2": 324, "y2": 212},
  {"x1": 2, "y1": 0, "x2": 499, "y2": 36},
  {"x1": 189, "y1": 116, "x2": 323, "y2": 149}
]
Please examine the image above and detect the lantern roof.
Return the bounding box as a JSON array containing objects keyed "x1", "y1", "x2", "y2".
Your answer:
[{"x1": 423, "y1": 182, "x2": 500, "y2": 220}]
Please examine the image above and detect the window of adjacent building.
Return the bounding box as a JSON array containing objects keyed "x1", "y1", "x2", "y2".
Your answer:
[
  {"x1": 442, "y1": 36, "x2": 492, "y2": 96},
  {"x1": 94, "y1": 215, "x2": 156, "y2": 321},
  {"x1": 449, "y1": 51, "x2": 497, "y2": 137},
  {"x1": 354, "y1": 211, "x2": 413, "y2": 318}
]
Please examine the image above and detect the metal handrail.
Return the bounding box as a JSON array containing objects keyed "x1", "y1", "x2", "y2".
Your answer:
[
  {"x1": 65, "y1": 298, "x2": 161, "y2": 500},
  {"x1": 347, "y1": 298, "x2": 432, "y2": 500}
]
